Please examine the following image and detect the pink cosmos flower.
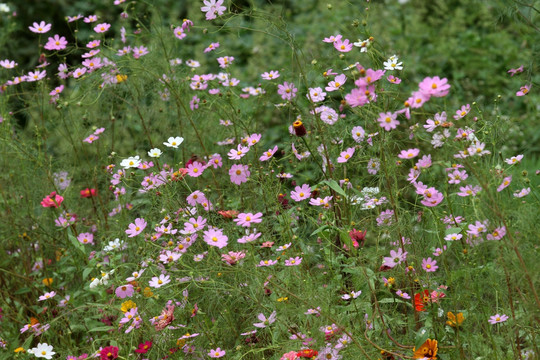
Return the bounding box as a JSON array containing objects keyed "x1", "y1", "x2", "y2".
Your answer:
[
  {"x1": 367, "y1": 158, "x2": 380, "y2": 175},
  {"x1": 84, "y1": 15, "x2": 98, "y2": 23},
  {"x1": 44, "y1": 35, "x2": 68, "y2": 51},
  {"x1": 26, "y1": 70, "x2": 46, "y2": 82},
  {"x1": 325, "y1": 74, "x2": 346, "y2": 91},
  {"x1": 387, "y1": 75, "x2": 401, "y2": 84},
  {"x1": 281, "y1": 351, "x2": 299, "y2": 360},
  {"x1": 149, "y1": 274, "x2": 170, "y2": 288},
  {"x1": 77, "y1": 232, "x2": 94, "y2": 245},
  {"x1": 217, "y1": 56, "x2": 234, "y2": 68},
  {"x1": 93, "y1": 23, "x2": 111, "y2": 33},
  {"x1": 309, "y1": 196, "x2": 333, "y2": 209},
  {"x1": 87, "y1": 40, "x2": 100, "y2": 48},
  {"x1": 204, "y1": 42, "x2": 220, "y2": 52},
  {"x1": 38, "y1": 291, "x2": 56, "y2": 301},
  {"x1": 422, "y1": 257, "x2": 438, "y2": 272},
  {"x1": 277, "y1": 81, "x2": 297, "y2": 101},
  {"x1": 323, "y1": 34, "x2": 342, "y2": 43},
  {"x1": 486, "y1": 226, "x2": 506, "y2": 240},
  {"x1": 505, "y1": 154, "x2": 523, "y2": 164},
  {"x1": 125, "y1": 218, "x2": 147, "y2": 237},
  {"x1": 507, "y1": 65, "x2": 523, "y2": 76},
  {"x1": 285, "y1": 257, "x2": 302, "y2": 266},
  {"x1": 29, "y1": 21, "x2": 51, "y2": 34},
  {"x1": 406, "y1": 91, "x2": 430, "y2": 108},
  {"x1": 351, "y1": 126, "x2": 365, "y2": 143},
  {"x1": 208, "y1": 348, "x2": 226, "y2": 358},
  {"x1": 418, "y1": 76, "x2": 451, "y2": 97},
  {"x1": 132, "y1": 46, "x2": 149, "y2": 59},
  {"x1": 41, "y1": 192, "x2": 64, "y2": 208},
  {"x1": 72, "y1": 67, "x2": 87, "y2": 78},
  {"x1": 257, "y1": 259, "x2": 278, "y2": 267},
  {"x1": 516, "y1": 84, "x2": 530, "y2": 96},
  {"x1": 378, "y1": 112, "x2": 399, "y2": 131},
  {"x1": 0, "y1": 59, "x2": 17, "y2": 69},
  {"x1": 186, "y1": 161, "x2": 205, "y2": 177},
  {"x1": 307, "y1": 87, "x2": 326, "y2": 102},
  {"x1": 514, "y1": 187, "x2": 530, "y2": 198},
  {"x1": 334, "y1": 38, "x2": 353, "y2": 52},
  {"x1": 488, "y1": 314, "x2": 509, "y2": 324},
  {"x1": 221, "y1": 251, "x2": 246, "y2": 265},
  {"x1": 453, "y1": 104, "x2": 471, "y2": 120},
  {"x1": 259, "y1": 146, "x2": 278, "y2": 161},
  {"x1": 253, "y1": 311, "x2": 277, "y2": 328},
  {"x1": 497, "y1": 176, "x2": 512, "y2": 192},
  {"x1": 397, "y1": 148, "x2": 420, "y2": 159},
  {"x1": 234, "y1": 212, "x2": 263, "y2": 227},
  {"x1": 337, "y1": 147, "x2": 355, "y2": 163},
  {"x1": 115, "y1": 284, "x2": 134, "y2": 298},
  {"x1": 261, "y1": 70, "x2": 280, "y2": 80},
  {"x1": 382, "y1": 248, "x2": 407, "y2": 268},
  {"x1": 201, "y1": 0, "x2": 226, "y2": 20},
  {"x1": 447, "y1": 169, "x2": 468, "y2": 184},
  {"x1": 83, "y1": 134, "x2": 99, "y2": 144},
  {"x1": 227, "y1": 144, "x2": 250, "y2": 160},
  {"x1": 173, "y1": 26, "x2": 186, "y2": 39},
  {"x1": 290, "y1": 184, "x2": 312, "y2": 202},
  {"x1": 229, "y1": 164, "x2": 250, "y2": 185},
  {"x1": 203, "y1": 228, "x2": 228, "y2": 248}
]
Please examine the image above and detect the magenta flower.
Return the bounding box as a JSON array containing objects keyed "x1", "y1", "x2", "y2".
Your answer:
[
  {"x1": 125, "y1": 218, "x2": 147, "y2": 237},
  {"x1": 277, "y1": 81, "x2": 298, "y2": 101},
  {"x1": 44, "y1": 35, "x2": 68, "y2": 51},
  {"x1": 253, "y1": 311, "x2": 277, "y2": 328},
  {"x1": 418, "y1": 76, "x2": 451, "y2": 97},
  {"x1": 26, "y1": 70, "x2": 47, "y2": 82},
  {"x1": 457, "y1": 184, "x2": 481, "y2": 197},
  {"x1": 203, "y1": 228, "x2": 228, "y2": 249},
  {"x1": 234, "y1": 212, "x2": 263, "y2": 227},
  {"x1": 290, "y1": 184, "x2": 311, "y2": 202},
  {"x1": 217, "y1": 56, "x2": 234, "y2": 68},
  {"x1": 208, "y1": 348, "x2": 226, "y2": 358},
  {"x1": 397, "y1": 148, "x2": 420, "y2": 159},
  {"x1": 173, "y1": 26, "x2": 186, "y2": 39},
  {"x1": 377, "y1": 112, "x2": 399, "y2": 131},
  {"x1": 132, "y1": 46, "x2": 149, "y2": 59},
  {"x1": 447, "y1": 169, "x2": 468, "y2": 184},
  {"x1": 507, "y1": 65, "x2": 523, "y2": 76},
  {"x1": 229, "y1": 164, "x2": 250, "y2": 185},
  {"x1": 505, "y1": 154, "x2": 523, "y2": 164},
  {"x1": 337, "y1": 147, "x2": 355, "y2": 163},
  {"x1": 115, "y1": 284, "x2": 134, "y2": 299},
  {"x1": 488, "y1": 314, "x2": 509, "y2": 324},
  {"x1": 77, "y1": 232, "x2": 94, "y2": 245},
  {"x1": 516, "y1": 84, "x2": 530, "y2": 96},
  {"x1": 422, "y1": 257, "x2": 438, "y2": 272},
  {"x1": 93, "y1": 23, "x2": 111, "y2": 33},
  {"x1": 453, "y1": 104, "x2": 471, "y2": 120},
  {"x1": 334, "y1": 38, "x2": 353, "y2": 52},
  {"x1": 41, "y1": 191, "x2": 64, "y2": 208},
  {"x1": 387, "y1": 75, "x2": 401, "y2": 84},
  {"x1": 487, "y1": 226, "x2": 506, "y2": 240},
  {"x1": 284, "y1": 256, "x2": 302, "y2": 266},
  {"x1": 514, "y1": 187, "x2": 531, "y2": 198},
  {"x1": 325, "y1": 74, "x2": 346, "y2": 91},
  {"x1": 396, "y1": 290, "x2": 411, "y2": 299},
  {"x1": 227, "y1": 144, "x2": 250, "y2": 160},
  {"x1": 72, "y1": 67, "x2": 87, "y2": 78},
  {"x1": 83, "y1": 134, "x2": 99, "y2": 144},
  {"x1": 323, "y1": 34, "x2": 342, "y2": 43},
  {"x1": 259, "y1": 146, "x2": 278, "y2": 161},
  {"x1": 29, "y1": 21, "x2": 51, "y2": 34},
  {"x1": 497, "y1": 176, "x2": 512, "y2": 192}
]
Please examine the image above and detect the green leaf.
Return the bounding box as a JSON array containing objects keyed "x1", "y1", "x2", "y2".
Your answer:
[
  {"x1": 415, "y1": 327, "x2": 430, "y2": 349},
  {"x1": 311, "y1": 225, "x2": 331, "y2": 236},
  {"x1": 445, "y1": 227, "x2": 462, "y2": 235},
  {"x1": 14, "y1": 287, "x2": 31, "y2": 295},
  {"x1": 319, "y1": 179, "x2": 347, "y2": 197},
  {"x1": 88, "y1": 326, "x2": 115, "y2": 332}
]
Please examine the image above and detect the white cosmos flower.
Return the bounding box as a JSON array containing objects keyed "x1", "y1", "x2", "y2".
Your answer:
[
  {"x1": 28, "y1": 343, "x2": 55, "y2": 359},
  {"x1": 163, "y1": 136, "x2": 184, "y2": 148},
  {"x1": 148, "y1": 148, "x2": 163, "y2": 158},
  {"x1": 120, "y1": 155, "x2": 141, "y2": 169}
]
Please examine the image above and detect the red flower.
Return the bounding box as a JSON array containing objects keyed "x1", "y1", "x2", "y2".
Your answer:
[
  {"x1": 296, "y1": 349, "x2": 318, "y2": 358},
  {"x1": 100, "y1": 346, "x2": 119, "y2": 360},
  {"x1": 134, "y1": 341, "x2": 152, "y2": 354},
  {"x1": 415, "y1": 290, "x2": 431, "y2": 312},
  {"x1": 80, "y1": 188, "x2": 97, "y2": 198}
]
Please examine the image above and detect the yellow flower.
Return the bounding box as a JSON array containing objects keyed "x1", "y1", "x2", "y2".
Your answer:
[
  {"x1": 42, "y1": 278, "x2": 53, "y2": 286},
  {"x1": 446, "y1": 312, "x2": 465, "y2": 327},
  {"x1": 277, "y1": 297, "x2": 288, "y2": 302},
  {"x1": 116, "y1": 74, "x2": 128, "y2": 83},
  {"x1": 121, "y1": 300, "x2": 137, "y2": 313},
  {"x1": 413, "y1": 338, "x2": 438, "y2": 359},
  {"x1": 14, "y1": 347, "x2": 25, "y2": 353},
  {"x1": 143, "y1": 287, "x2": 154, "y2": 297}
]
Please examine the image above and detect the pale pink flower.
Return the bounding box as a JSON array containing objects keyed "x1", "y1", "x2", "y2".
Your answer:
[
  {"x1": 516, "y1": 85, "x2": 530, "y2": 96},
  {"x1": 337, "y1": 147, "x2": 355, "y2": 163},
  {"x1": 290, "y1": 184, "x2": 311, "y2": 202},
  {"x1": 378, "y1": 112, "x2": 399, "y2": 131},
  {"x1": 29, "y1": 21, "x2": 51, "y2": 34},
  {"x1": 259, "y1": 146, "x2": 278, "y2": 161},
  {"x1": 229, "y1": 164, "x2": 250, "y2": 185},
  {"x1": 397, "y1": 148, "x2": 420, "y2": 159},
  {"x1": 125, "y1": 218, "x2": 147, "y2": 237},
  {"x1": 285, "y1": 257, "x2": 302, "y2": 266},
  {"x1": 261, "y1": 70, "x2": 280, "y2": 80},
  {"x1": 149, "y1": 274, "x2": 170, "y2": 288},
  {"x1": 253, "y1": 311, "x2": 277, "y2": 328},
  {"x1": 497, "y1": 176, "x2": 512, "y2": 192},
  {"x1": 93, "y1": 23, "x2": 111, "y2": 33}
]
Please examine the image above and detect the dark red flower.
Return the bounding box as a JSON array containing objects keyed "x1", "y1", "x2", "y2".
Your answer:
[
  {"x1": 80, "y1": 188, "x2": 97, "y2": 198},
  {"x1": 99, "y1": 346, "x2": 119, "y2": 360},
  {"x1": 296, "y1": 349, "x2": 318, "y2": 358},
  {"x1": 134, "y1": 341, "x2": 152, "y2": 354},
  {"x1": 349, "y1": 228, "x2": 366, "y2": 247}
]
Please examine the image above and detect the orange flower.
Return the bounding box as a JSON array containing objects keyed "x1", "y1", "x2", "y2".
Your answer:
[
  {"x1": 414, "y1": 289, "x2": 431, "y2": 311},
  {"x1": 446, "y1": 312, "x2": 465, "y2": 328},
  {"x1": 42, "y1": 278, "x2": 53, "y2": 286},
  {"x1": 413, "y1": 338, "x2": 438, "y2": 359}
]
